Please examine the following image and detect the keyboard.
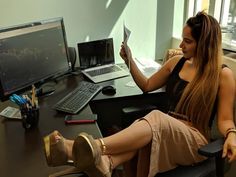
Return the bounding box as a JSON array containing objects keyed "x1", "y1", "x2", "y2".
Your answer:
[
  {"x1": 86, "y1": 65, "x2": 121, "y2": 77},
  {"x1": 53, "y1": 81, "x2": 102, "y2": 114}
]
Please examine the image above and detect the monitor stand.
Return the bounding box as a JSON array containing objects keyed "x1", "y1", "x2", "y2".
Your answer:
[{"x1": 36, "y1": 87, "x2": 55, "y2": 97}]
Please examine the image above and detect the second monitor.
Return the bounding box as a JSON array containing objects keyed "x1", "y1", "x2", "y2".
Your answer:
[{"x1": 77, "y1": 38, "x2": 129, "y2": 83}]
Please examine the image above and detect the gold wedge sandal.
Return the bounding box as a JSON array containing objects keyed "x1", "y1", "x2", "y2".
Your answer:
[
  {"x1": 72, "y1": 132, "x2": 113, "y2": 177},
  {"x1": 43, "y1": 130, "x2": 72, "y2": 166},
  {"x1": 43, "y1": 130, "x2": 81, "y2": 177}
]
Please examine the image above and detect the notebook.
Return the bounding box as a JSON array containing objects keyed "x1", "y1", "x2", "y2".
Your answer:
[{"x1": 77, "y1": 38, "x2": 129, "y2": 83}]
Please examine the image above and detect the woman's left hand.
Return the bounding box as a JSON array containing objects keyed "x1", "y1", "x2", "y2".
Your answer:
[
  {"x1": 222, "y1": 133, "x2": 236, "y2": 162},
  {"x1": 119, "y1": 43, "x2": 132, "y2": 64}
]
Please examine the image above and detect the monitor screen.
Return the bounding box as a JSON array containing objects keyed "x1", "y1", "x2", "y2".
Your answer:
[
  {"x1": 0, "y1": 18, "x2": 71, "y2": 101},
  {"x1": 77, "y1": 38, "x2": 114, "y2": 69}
]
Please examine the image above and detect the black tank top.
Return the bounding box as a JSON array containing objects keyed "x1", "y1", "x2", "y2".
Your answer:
[
  {"x1": 165, "y1": 57, "x2": 224, "y2": 128},
  {"x1": 165, "y1": 57, "x2": 188, "y2": 112}
]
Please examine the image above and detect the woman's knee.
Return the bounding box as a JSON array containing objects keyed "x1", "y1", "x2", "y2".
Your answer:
[
  {"x1": 144, "y1": 110, "x2": 169, "y2": 128},
  {"x1": 131, "y1": 110, "x2": 167, "y2": 129},
  {"x1": 147, "y1": 110, "x2": 164, "y2": 119}
]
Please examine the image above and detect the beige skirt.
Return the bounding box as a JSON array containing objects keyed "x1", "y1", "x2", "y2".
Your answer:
[{"x1": 124, "y1": 110, "x2": 208, "y2": 177}]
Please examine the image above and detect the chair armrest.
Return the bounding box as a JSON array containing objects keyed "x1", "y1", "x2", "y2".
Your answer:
[
  {"x1": 122, "y1": 104, "x2": 157, "y2": 117},
  {"x1": 121, "y1": 92, "x2": 168, "y2": 128},
  {"x1": 122, "y1": 92, "x2": 168, "y2": 117},
  {"x1": 198, "y1": 138, "x2": 224, "y2": 157}
]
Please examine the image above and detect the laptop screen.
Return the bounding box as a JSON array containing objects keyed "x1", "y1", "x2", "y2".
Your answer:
[{"x1": 77, "y1": 38, "x2": 114, "y2": 69}]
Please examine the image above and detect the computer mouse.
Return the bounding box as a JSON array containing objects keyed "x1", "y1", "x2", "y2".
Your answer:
[{"x1": 102, "y1": 85, "x2": 116, "y2": 95}]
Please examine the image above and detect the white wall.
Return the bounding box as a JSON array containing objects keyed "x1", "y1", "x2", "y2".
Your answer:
[
  {"x1": 110, "y1": 0, "x2": 157, "y2": 62},
  {"x1": 0, "y1": 0, "x2": 158, "y2": 65},
  {"x1": 155, "y1": 0, "x2": 175, "y2": 60}
]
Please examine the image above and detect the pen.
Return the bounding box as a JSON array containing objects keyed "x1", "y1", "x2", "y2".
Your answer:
[
  {"x1": 23, "y1": 95, "x2": 32, "y2": 106},
  {"x1": 10, "y1": 94, "x2": 27, "y2": 105},
  {"x1": 31, "y1": 85, "x2": 36, "y2": 107}
]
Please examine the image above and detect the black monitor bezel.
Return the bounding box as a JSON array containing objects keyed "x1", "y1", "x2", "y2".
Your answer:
[
  {"x1": 77, "y1": 38, "x2": 115, "y2": 69},
  {"x1": 0, "y1": 17, "x2": 71, "y2": 101}
]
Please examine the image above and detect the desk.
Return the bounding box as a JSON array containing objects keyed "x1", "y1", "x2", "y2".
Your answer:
[{"x1": 0, "y1": 74, "x2": 102, "y2": 177}]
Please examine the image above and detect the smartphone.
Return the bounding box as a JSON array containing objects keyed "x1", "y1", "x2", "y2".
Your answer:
[{"x1": 64, "y1": 114, "x2": 97, "y2": 124}]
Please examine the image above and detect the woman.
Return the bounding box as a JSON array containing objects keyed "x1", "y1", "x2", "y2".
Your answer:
[{"x1": 43, "y1": 11, "x2": 236, "y2": 177}]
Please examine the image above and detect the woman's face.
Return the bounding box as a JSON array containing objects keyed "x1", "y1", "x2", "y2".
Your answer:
[{"x1": 179, "y1": 25, "x2": 197, "y2": 59}]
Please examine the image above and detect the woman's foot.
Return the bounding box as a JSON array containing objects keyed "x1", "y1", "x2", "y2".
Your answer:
[
  {"x1": 43, "y1": 130, "x2": 73, "y2": 167},
  {"x1": 72, "y1": 132, "x2": 112, "y2": 177},
  {"x1": 96, "y1": 155, "x2": 113, "y2": 177}
]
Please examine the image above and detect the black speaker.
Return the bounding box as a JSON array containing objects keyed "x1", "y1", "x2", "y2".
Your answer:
[{"x1": 68, "y1": 47, "x2": 76, "y2": 70}]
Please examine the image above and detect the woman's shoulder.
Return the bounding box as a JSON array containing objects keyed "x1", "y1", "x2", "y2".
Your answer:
[
  {"x1": 220, "y1": 66, "x2": 234, "y2": 80},
  {"x1": 165, "y1": 54, "x2": 183, "y2": 63},
  {"x1": 163, "y1": 55, "x2": 184, "y2": 72},
  {"x1": 219, "y1": 66, "x2": 235, "y2": 93}
]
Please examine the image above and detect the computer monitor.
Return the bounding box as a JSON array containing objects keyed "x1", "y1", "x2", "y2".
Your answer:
[{"x1": 0, "y1": 17, "x2": 71, "y2": 101}]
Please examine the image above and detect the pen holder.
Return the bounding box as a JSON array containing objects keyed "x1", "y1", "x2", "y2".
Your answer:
[{"x1": 21, "y1": 107, "x2": 39, "y2": 129}]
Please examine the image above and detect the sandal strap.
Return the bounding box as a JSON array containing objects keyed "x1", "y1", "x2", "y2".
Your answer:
[
  {"x1": 98, "y1": 138, "x2": 106, "y2": 155},
  {"x1": 108, "y1": 155, "x2": 114, "y2": 172}
]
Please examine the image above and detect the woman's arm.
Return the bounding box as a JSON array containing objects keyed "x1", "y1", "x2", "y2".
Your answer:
[
  {"x1": 217, "y1": 67, "x2": 236, "y2": 162},
  {"x1": 119, "y1": 44, "x2": 181, "y2": 92}
]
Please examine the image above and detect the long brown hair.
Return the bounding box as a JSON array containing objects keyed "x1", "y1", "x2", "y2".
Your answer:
[{"x1": 175, "y1": 11, "x2": 222, "y2": 138}]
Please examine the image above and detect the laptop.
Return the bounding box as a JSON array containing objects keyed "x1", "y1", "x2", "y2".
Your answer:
[{"x1": 77, "y1": 38, "x2": 129, "y2": 83}]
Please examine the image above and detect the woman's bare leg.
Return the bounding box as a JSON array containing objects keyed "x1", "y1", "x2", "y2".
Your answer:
[
  {"x1": 99, "y1": 119, "x2": 152, "y2": 155},
  {"x1": 64, "y1": 139, "x2": 137, "y2": 169},
  {"x1": 65, "y1": 119, "x2": 152, "y2": 164},
  {"x1": 109, "y1": 150, "x2": 137, "y2": 168}
]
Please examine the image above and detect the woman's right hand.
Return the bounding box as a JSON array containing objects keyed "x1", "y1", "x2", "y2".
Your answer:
[
  {"x1": 119, "y1": 43, "x2": 133, "y2": 64},
  {"x1": 222, "y1": 131, "x2": 236, "y2": 162}
]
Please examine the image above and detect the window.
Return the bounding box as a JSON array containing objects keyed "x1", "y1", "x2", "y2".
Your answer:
[
  {"x1": 184, "y1": 0, "x2": 236, "y2": 50},
  {"x1": 220, "y1": 0, "x2": 236, "y2": 47}
]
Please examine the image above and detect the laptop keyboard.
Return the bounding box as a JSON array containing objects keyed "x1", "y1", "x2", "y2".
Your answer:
[
  {"x1": 53, "y1": 81, "x2": 102, "y2": 114},
  {"x1": 86, "y1": 65, "x2": 121, "y2": 77}
]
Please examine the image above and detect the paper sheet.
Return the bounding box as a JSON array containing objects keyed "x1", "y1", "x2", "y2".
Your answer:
[
  {"x1": 134, "y1": 58, "x2": 161, "y2": 77},
  {"x1": 125, "y1": 81, "x2": 136, "y2": 87},
  {"x1": 0, "y1": 106, "x2": 22, "y2": 119},
  {"x1": 123, "y1": 23, "x2": 131, "y2": 71},
  {"x1": 123, "y1": 23, "x2": 131, "y2": 54}
]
